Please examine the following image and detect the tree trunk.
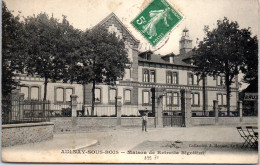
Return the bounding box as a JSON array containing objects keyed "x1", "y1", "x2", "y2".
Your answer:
[
  {"x1": 91, "y1": 80, "x2": 95, "y2": 116},
  {"x1": 226, "y1": 81, "x2": 231, "y2": 117},
  {"x1": 43, "y1": 78, "x2": 48, "y2": 101},
  {"x1": 225, "y1": 61, "x2": 231, "y2": 117},
  {"x1": 43, "y1": 77, "x2": 48, "y2": 114},
  {"x1": 202, "y1": 75, "x2": 206, "y2": 116}
]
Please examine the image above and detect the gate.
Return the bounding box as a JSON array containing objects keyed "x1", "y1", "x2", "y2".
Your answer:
[
  {"x1": 162, "y1": 89, "x2": 186, "y2": 127},
  {"x1": 162, "y1": 110, "x2": 183, "y2": 127}
]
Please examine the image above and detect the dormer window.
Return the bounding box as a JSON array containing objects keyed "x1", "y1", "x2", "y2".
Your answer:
[{"x1": 144, "y1": 53, "x2": 151, "y2": 60}]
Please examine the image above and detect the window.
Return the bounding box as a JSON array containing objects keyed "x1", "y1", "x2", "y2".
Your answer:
[
  {"x1": 124, "y1": 68, "x2": 131, "y2": 80},
  {"x1": 21, "y1": 86, "x2": 41, "y2": 100},
  {"x1": 143, "y1": 90, "x2": 150, "y2": 105},
  {"x1": 54, "y1": 87, "x2": 74, "y2": 103},
  {"x1": 150, "y1": 70, "x2": 155, "y2": 82},
  {"x1": 21, "y1": 86, "x2": 29, "y2": 100},
  {"x1": 166, "y1": 92, "x2": 179, "y2": 106},
  {"x1": 194, "y1": 75, "x2": 199, "y2": 85},
  {"x1": 166, "y1": 72, "x2": 172, "y2": 84},
  {"x1": 66, "y1": 88, "x2": 73, "y2": 102},
  {"x1": 172, "y1": 73, "x2": 177, "y2": 84},
  {"x1": 31, "y1": 87, "x2": 39, "y2": 100},
  {"x1": 166, "y1": 71, "x2": 178, "y2": 84},
  {"x1": 109, "y1": 88, "x2": 117, "y2": 103},
  {"x1": 188, "y1": 73, "x2": 193, "y2": 85},
  {"x1": 56, "y1": 88, "x2": 64, "y2": 102},
  {"x1": 124, "y1": 89, "x2": 131, "y2": 104},
  {"x1": 173, "y1": 92, "x2": 178, "y2": 105},
  {"x1": 166, "y1": 92, "x2": 173, "y2": 105},
  {"x1": 188, "y1": 73, "x2": 199, "y2": 85},
  {"x1": 191, "y1": 93, "x2": 200, "y2": 106},
  {"x1": 144, "y1": 53, "x2": 151, "y2": 60},
  {"x1": 143, "y1": 69, "x2": 156, "y2": 83},
  {"x1": 143, "y1": 70, "x2": 149, "y2": 82},
  {"x1": 95, "y1": 88, "x2": 101, "y2": 103},
  {"x1": 217, "y1": 94, "x2": 227, "y2": 106},
  {"x1": 217, "y1": 76, "x2": 225, "y2": 86}
]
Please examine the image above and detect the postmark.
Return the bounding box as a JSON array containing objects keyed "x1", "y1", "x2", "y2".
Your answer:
[{"x1": 131, "y1": 0, "x2": 183, "y2": 46}]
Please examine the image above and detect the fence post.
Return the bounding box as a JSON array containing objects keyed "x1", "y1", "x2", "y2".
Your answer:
[
  {"x1": 213, "y1": 100, "x2": 219, "y2": 124},
  {"x1": 18, "y1": 93, "x2": 24, "y2": 120},
  {"x1": 11, "y1": 90, "x2": 19, "y2": 121},
  {"x1": 181, "y1": 89, "x2": 192, "y2": 127},
  {"x1": 70, "y1": 94, "x2": 78, "y2": 132},
  {"x1": 237, "y1": 101, "x2": 243, "y2": 122},
  {"x1": 70, "y1": 94, "x2": 78, "y2": 117},
  {"x1": 253, "y1": 100, "x2": 258, "y2": 116},
  {"x1": 116, "y1": 96, "x2": 122, "y2": 128},
  {"x1": 151, "y1": 88, "x2": 164, "y2": 128}
]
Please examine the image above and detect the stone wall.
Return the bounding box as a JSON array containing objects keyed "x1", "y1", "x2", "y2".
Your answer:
[
  {"x1": 50, "y1": 117, "x2": 73, "y2": 132},
  {"x1": 2, "y1": 122, "x2": 54, "y2": 147},
  {"x1": 241, "y1": 117, "x2": 258, "y2": 125},
  {"x1": 50, "y1": 117, "x2": 155, "y2": 132},
  {"x1": 121, "y1": 117, "x2": 155, "y2": 127},
  {"x1": 191, "y1": 117, "x2": 257, "y2": 126},
  {"x1": 191, "y1": 117, "x2": 216, "y2": 126}
]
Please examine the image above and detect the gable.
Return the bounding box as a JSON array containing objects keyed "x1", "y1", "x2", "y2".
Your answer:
[{"x1": 94, "y1": 13, "x2": 140, "y2": 47}]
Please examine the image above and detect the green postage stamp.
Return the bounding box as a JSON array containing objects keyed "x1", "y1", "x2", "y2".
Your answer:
[{"x1": 131, "y1": 0, "x2": 183, "y2": 46}]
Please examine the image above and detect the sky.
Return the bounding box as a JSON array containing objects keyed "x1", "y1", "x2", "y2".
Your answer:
[{"x1": 4, "y1": 0, "x2": 259, "y2": 89}]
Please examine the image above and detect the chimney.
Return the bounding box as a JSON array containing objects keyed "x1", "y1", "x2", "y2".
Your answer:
[{"x1": 169, "y1": 56, "x2": 174, "y2": 63}]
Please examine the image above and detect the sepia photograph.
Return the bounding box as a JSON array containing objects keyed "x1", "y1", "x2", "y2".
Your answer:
[{"x1": 1, "y1": 0, "x2": 259, "y2": 163}]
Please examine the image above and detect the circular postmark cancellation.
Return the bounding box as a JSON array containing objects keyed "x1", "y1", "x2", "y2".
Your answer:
[{"x1": 129, "y1": 0, "x2": 184, "y2": 51}]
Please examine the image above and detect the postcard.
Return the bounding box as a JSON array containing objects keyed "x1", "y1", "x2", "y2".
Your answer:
[{"x1": 1, "y1": 0, "x2": 258, "y2": 163}]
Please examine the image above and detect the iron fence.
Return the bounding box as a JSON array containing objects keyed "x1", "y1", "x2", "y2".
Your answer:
[
  {"x1": 218, "y1": 106, "x2": 239, "y2": 117},
  {"x1": 2, "y1": 95, "x2": 50, "y2": 124},
  {"x1": 121, "y1": 105, "x2": 141, "y2": 117},
  {"x1": 192, "y1": 111, "x2": 215, "y2": 117},
  {"x1": 242, "y1": 101, "x2": 257, "y2": 117},
  {"x1": 82, "y1": 104, "x2": 116, "y2": 117},
  {"x1": 79, "y1": 104, "x2": 153, "y2": 117}
]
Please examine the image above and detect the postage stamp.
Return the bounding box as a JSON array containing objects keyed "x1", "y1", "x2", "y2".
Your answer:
[{"x1": 131, "y1": 0, "x2": 183, "y2": 46}]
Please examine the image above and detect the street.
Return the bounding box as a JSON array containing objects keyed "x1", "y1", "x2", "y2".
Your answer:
[{"x1": 2, "y1": 125, "x2": 258, "y2": 163}]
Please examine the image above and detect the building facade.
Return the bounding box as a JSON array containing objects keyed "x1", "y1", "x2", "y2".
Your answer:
[{"x1": 15, "y1": 13, "x2": 239, "y2": 117}]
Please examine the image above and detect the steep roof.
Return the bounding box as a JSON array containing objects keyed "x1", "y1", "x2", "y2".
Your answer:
[
  {"x1": 139, "y1": 51, "x2": 194, "y2": 67},
  {"x1": 93, "y1": 12, "x2": 139, "y2": 45}
]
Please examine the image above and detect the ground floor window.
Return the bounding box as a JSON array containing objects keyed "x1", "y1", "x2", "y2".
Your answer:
[
  {"x1": 191, "y1": 93, "x2": 200, "y2": 106},
  {"x1": 109, "y1": 88, "x2": 117, "y2": 104},
  {"x1": 217, "y1": 93, "x2": 227, "y2": 106},
  {"x1": 21, "y1": 86, "x2": 29, "y2": 100},
  {"x1": 124, "y1": 89, "x2": 131, "y2": 104},
  {"x1": 143, "y1": 90, "x2": 150, "y2": 105},
  {"x1": 55, "y1": 87, "x2": 75, "y2": 103},
  {"x1": 31, "y1": 87, "x2": 39, "y2": 100},
  {"x1": 166, "y1": 91, "x2": 179, "y2": 106},
  {"x1": 66, "y1": 88, "x2": 73, "y2": 102},
  {"x1": 95, "y1": 88, "x2": 101, "y2": 103},
  {"x1": 20, "y1": 86, "x2": 40, "y2": 100},
  {"x1": 56, "y1": 88, "x2": 64, "y2": 102}
]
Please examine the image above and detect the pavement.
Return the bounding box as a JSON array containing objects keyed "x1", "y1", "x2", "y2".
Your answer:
[{"x1": 1, "y1": 125, "x2": 259, "y2": 163}]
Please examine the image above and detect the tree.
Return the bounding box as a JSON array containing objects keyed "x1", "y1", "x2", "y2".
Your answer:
[
  {"x1": 2, "y1": 1, "x2": 26, "y2": 97},
  {"x1": 66, "y1": 26, "x2": 129, "y2": 116},
  {"x1": 192, "y1": 18, "x2": 257, "y2": 116},
  {"x1": 24, "y1": 13, "x2": 80, "y2": 101},
  {"x1": 241, "y1": 35, "x2": 258, "y2": 92}
]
